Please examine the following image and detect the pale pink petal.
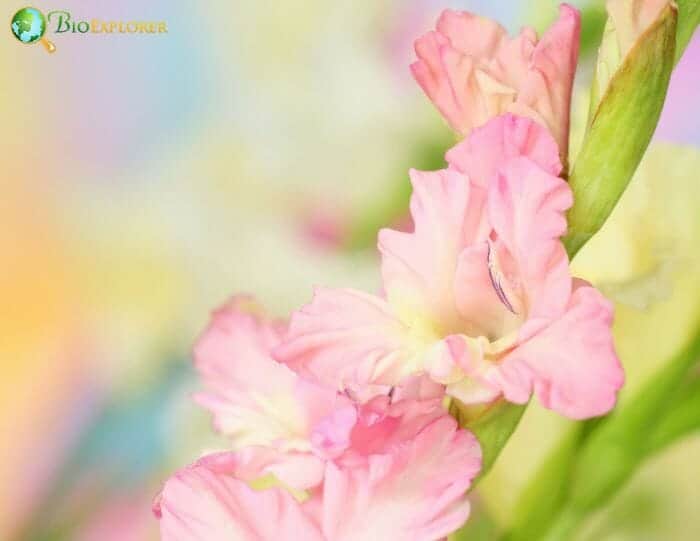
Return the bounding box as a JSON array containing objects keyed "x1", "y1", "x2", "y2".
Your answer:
[
  {"x1": 422, "y1": 336, "x2": 470, "y2": 384},
  {"x1": 513, "y1": 4, "x2": 581, "y2": 160},
  {"x1": 487, "y1": 283, "x2": 624, "y2": 418},
  {"x1": 491, "y1": 26, "x2": 538, "y2": 92},
  {"x1": 486, "y1": 155, "x2": 573, "y2": 320},
  {"x1": 446, "y1": 114, "x2": 562, "y2": 187},
  {"x1": 155, "y1": 453, "x2": 323, "y2": 541},
  {"x1": 341, "y1": 397, "x2": 446, "y2": 463},
  {"x1": 194, "y1": 297, "x2": 345, "y2": 453},
  {"x1": 275, "y1": 287, "x2": 423, "y2": 392},
  {"x1": 411, "y1": 31, "x2": 477, "y2": 132},
  {"x1": 391, "y1": 373, "x2": 446, "y2": 401},
  {"x1": 446, "y1": 372, "x2": 502, "y2": 405},
  {"x1": 231, "y1": 446, "x2": 325, "y2": 490},
  {"x1": 454, "y1": 243, "x2": 521, "y2": 338},
  {"x1": 378, "y1": 167, "x2": 485, "y2": 325},
  {"x1": 430, "y1": 334, "x2": 505, "y2": 405},
  {"x1": 310, "y1": 405, "x2": 358, "y2": 460},
  {"x1": 320, "y1": 417, "x2": 481, "y2": 541},
  {"x1": 436, "y1": 10, "x2": 507, "y2": 58}
]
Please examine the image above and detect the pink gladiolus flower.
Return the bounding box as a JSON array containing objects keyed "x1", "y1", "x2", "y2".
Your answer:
[
  {"x1": 277, "y1": 115, "x2": 624, "y2": 419},
  {"x1": 193, "y1": 296, "x2": 448, "y2": 489},
  {"x1": 411, "y1": 4, "x2": 580, "y2": 164},
  {"x1": 155, "y1": 412, "x2": 481, "y2": 541},
  {"x1": 165, "y1": 296, "x2": 481, "y2": 538}
]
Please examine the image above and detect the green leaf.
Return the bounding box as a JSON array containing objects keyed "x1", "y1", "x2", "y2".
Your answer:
[{"x1": 564, "y1": 4, "x2": 677, "y2": 257}]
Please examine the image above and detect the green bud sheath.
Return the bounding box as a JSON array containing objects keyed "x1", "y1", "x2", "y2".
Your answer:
[{"x1": 564, "y1": 4, "x2": 677, "y2": 258}]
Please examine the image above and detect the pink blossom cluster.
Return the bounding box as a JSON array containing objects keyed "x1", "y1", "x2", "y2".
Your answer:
[{"x1": 155, "y1": 4, "x2": 624, "y2": 540}]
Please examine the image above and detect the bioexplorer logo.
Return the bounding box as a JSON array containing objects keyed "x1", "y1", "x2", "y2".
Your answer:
[{"x1": 11, "y1": 7, "x2": 168, "y2": 53}]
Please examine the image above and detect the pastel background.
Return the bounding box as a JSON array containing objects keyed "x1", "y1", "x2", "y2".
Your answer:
[{"x1": 1, "y1": 1, "x2": 697, "y2": 540}]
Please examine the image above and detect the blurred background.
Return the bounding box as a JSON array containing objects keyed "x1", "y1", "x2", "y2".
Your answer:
[{"x1": 2, "y1": 1, "x2": 698, "y2": 539}]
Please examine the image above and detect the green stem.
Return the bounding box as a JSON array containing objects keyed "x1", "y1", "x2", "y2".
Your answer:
[{"x1": 452, "y1": 400, "x2": 528, "y2": 483}]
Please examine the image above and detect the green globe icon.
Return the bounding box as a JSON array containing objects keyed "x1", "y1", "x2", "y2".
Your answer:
[
  {"x1": 11, "y1": 7, "x2": 46, "y2": 44},
  {"x1": 11, "y1": 7, "x2": 55, "y2": 52}
]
